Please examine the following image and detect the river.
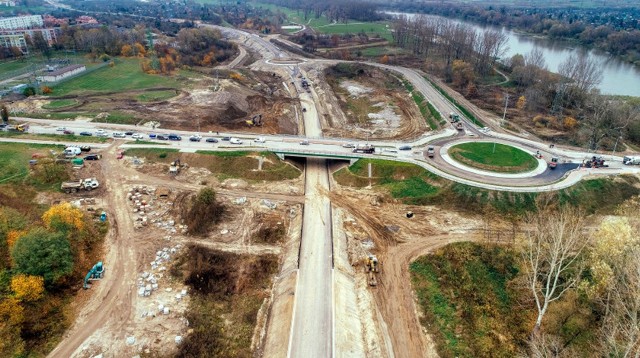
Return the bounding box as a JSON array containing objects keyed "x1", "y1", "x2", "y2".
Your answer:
[{"x1": 386, "y1": 12, "x2": 640, "y2": 97}]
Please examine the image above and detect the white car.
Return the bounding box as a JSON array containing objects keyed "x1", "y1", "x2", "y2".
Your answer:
[
  {"x1": 132, "y1": 133, "x2": 144, "y2": 139},
  {"x1": 342, "y1": 143, "x2": 355, "y2": 148},
  {"x1": 56, "y1": 127, "x2": 66, "y2": 132},
  {"x1": 254, "y1": 137, "x2": 266, "y2": 143},
  {"x1": 113, "y1": 132, "x2": 126, "y2": 138},
  {"x1": 479, "y1": 127, "x2": 491, "y2": 134},
  {"x1": 230, "y1": 138, "x2": 243, "y2": 144}
]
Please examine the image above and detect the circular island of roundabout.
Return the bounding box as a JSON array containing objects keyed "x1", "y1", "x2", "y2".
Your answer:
[{"x1": 448, "y1": 142, "x2": 539, "y2": 174}]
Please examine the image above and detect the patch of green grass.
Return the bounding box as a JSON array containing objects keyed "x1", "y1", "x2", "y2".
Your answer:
[
  {"x1": 196, "y1": 150, "x2": 252, "y2": 157},
  {"x1": 449, "y1": 142, "x2": 538, "y2": 173},
  {"x1": 42, "y1": 99, "x2": 79, "y2": 109},
  {"x1": 125, "y1": 148, "x2": 179, "y2": 158},
  {"x1": 0, "y1": 142, "x2": 64, "y2": 184},
  {"x1": 0, "y1": 131, "x2": 108, "y2": 143},
  {"x1": 51, "y1": 59, "x2": 182, "y2": 96},
  {"x1": 411, "y1": 242, "x2": 525, "y2": 357},
  {"x1": 335, "y1": 159, "x2": 442, "y2": 202},
  {"x1": 425, "y1": 77, "x2": 485, "y2": 127},
  {"x1": 0, "y1": 59, "x2": 31, "y2": 73},
  {"x1": 402, "y1": 79, "x2": 438, "y2": 130},
  {"x1": 103, "y1": 111, "x2": 140, "y2": 125},
  {"x1": 20, "y1": 112, "x2": 88, "y2": 120},
  {"x1": 133, "y1": 140, "x2": 168, "y2": 145},
  {"x1": 315, "y1": 22, "x2": 392, "y2": 40},
  {"x1": 136, "y1": 90, "x2": 178, "y2": 102}
]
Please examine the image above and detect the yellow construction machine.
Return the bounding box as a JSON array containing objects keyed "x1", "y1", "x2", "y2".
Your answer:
[{"x1": 365, "y1": 255, "x2": 379, "y2": 287}]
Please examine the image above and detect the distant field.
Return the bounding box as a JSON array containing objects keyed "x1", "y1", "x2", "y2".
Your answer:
[
  {"x1": 315, "y1": 22, "x2": 392, "y2": 40},
  {"x1": 0, "y1": 142, "x2": 63, "y2": 183},
  {"x1": 51, "y1": 59, "x2": 182, "y2": 96}
]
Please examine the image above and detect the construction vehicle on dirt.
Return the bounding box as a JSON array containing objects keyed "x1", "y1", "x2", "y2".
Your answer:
[
  {"x1": 246, "y1": 114, "x2": 263, "y2": 127},
  {"x1": 548, "y1": 157, "x2": 559, "y2": 169},
  {"x1": 449, "y1": 112, "x2": 461, "y2": 122},
  {"x1": 352, "y1": 144, "x2": 375, "y2": 154},
  {"x1": 365, "y1": 255, "x2": 379, "y2": 287},
  {"x1": 83, "y1": 261, "x2": 104, "y2": 289},
  {"x1": 61, "y1": 178, "x2": 99, "y2": 193},
  {"x1": 169, "y1": 159, "x2": 181, "y2": 175},
  {"x1": 455, "y1": 122, "x2": 464, "y2": 130}
]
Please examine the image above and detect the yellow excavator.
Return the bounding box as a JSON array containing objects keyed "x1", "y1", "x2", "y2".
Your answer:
[{"x1": 365, "y1": 255, "x2": 379, "y2": 287}]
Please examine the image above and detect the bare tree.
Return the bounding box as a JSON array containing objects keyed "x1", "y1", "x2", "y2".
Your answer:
[
  {"x1": 558, "y1": 53, "x2": 603, "y2": 105},
  {"x1": 519, "y1": 207, "x2": 589, "y2": 336}
]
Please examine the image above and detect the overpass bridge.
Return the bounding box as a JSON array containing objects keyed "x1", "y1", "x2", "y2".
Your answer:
[{"x1": 271, "y1": 148, "x2": 386, "y2": 163}]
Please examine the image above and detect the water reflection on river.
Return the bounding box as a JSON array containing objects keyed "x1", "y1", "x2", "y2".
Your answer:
[{"x1": 386, "y1": 12, "x2": 640, "y2": 96}]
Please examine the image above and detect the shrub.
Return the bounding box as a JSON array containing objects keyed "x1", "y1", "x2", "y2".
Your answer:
[
  {"x1": 185, "y1": 188, "x2": 225, "y2": 236},
  {"x1": 11, "y1": 228, "x2": 73, "y2": 285},
  {"x1": 10, "y1": 274, "x2": 44, "y2": 301}
]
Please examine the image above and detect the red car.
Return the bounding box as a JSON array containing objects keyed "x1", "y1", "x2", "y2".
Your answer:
[
  {"x1": 116, "y1": 150, "x2": 124, "y2": 159},
  {"x1": 63, "y1": 130, "x2": 74, "y2": 135}
]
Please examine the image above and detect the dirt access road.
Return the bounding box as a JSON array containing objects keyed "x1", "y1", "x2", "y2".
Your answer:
[
  {"x1": 48, "y1": 143, "x2": 137, "y2": 358},
  {"x1": 374, "y1": 234, "x2": 477, "y2": 358}
]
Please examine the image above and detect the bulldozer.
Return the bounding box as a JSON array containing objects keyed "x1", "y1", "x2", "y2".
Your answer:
[
  {"x1": 245, "y1": 114, "x2": 263, "y2": 127},
  {"x1": 83, "y1": 261, "x2": 104, "y2": 289},
  {"x1": 365, "y1": 255, "x2": 379, "y2": 287},
  {"x1": 169, "y1": 159, "x2": 181, "y2": 175}
]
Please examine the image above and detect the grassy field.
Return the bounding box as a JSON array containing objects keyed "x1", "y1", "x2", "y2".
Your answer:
[
  {"x1": 411, "y1": 242, "x2": 531, "y2": 357},
  {"x1": 50, "y1": 59, "x2": 182, "y2": 96},
  {"x1": 334, "y1": 159, "x2": 441, "y2": 201},
  {"x1": 125, "y1": 149, "x2": 301, "y2": 181},
  {"x1": 315, "y1": 22, "x2": 392, "y2": 40},
  {"x1": 136, "y1": 90, "x2": 178, "y2": 102},
  {"x1": 0, "y1": 131, "x2": 109, "y2": 143},
  {"x1": 0, "y1": 142, "x2": 65, "y2": 184},
  {"x1": 42, "y1": 99, "x2": 79, "y2": 109},
  {"x1": 449, "y1": 142, "x2": 538, "y2": 173}
]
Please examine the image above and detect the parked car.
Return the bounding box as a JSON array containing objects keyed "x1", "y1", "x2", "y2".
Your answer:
[
  {"x1": 79, "y1": 131, "x2": 93, "y2": 136},
  {"x1": 157, "y1": 134, "x2": 168, "y2": 140},
  {"x1": 221, "y1": 136, "x2": 231, "y2": 141},
  {"x1": 148, "y1": 133, "x2": 157, "y2": 139},
  {"x1": 342, "y1": 143, "x2": 355, "y2": 148},
  {"x1": 132, "y1": 133, "x2": 143, "y2": 139},
  {"x1": 84, "y1": 154, "x2": 101, "y2": 160},
  {"x1": 63, "y1": 129, "x2": 74, "y2": 135},
  {"x1": 56, "y1": 127, "x2": 66, "y2": 132},
  {"x1": 189, "y1": 135, "x2": 202, "y2": 142},
  {"x1": 230, "y1": 137, "x2": 243, "y2": 144},
  {"x1": 80, "y1": 146, "x2": 91, "y2": 152},
  {"x1": 96, "y1": 129, "x2": 108, "y2": 137},
  {"x1": 125, "y1": 131, "x2": 134, "y2": 135},
  {"x1": 113, "y1": 132, "x2": 126, "y2": 138},
  {"x1": 300, "y1": 140, "x2": 309, "y2": 145},
  {"x1": 116, "y1": 150, "x2": 124, "y2": 159},
  {"x1": 254, "y1": 137, "x2": 266, "y2": 143},
  {"x1": 168, "y1": 134, "x2": 182, "y2": 141},
  {"x1": 399, "y1": 145, "x2": 412, "y2": 151},
  {"x1": 205, "y1": 137, "x2": 218, "y2": 143}
]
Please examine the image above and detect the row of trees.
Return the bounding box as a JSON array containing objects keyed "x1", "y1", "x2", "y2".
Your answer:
[{"x1": 392, "y1": 15, "x2": 508, "y2": 78}]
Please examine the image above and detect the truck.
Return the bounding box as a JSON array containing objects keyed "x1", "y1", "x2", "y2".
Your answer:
[
  {"x1": 455, "y1": 122, "x2": 464, "y2": 130},
  {"x1": 449, "y1": 112, "x2": 461, "y2": 122},
  {"x1": 64, "y1": 147, "x2": 82, "y2": 156},
  {"x1": 352, "y1": 144, "x2": 375, "y2": 154},
  {"x1": 583, "y1": 156, "x2": 607, "y2": 168},
  {"x1": 61, "y1": 178, "x2": 100, "y2": 193},
  {"x1": 623, "y1": 155, "x2": 640, "y2": 165}
]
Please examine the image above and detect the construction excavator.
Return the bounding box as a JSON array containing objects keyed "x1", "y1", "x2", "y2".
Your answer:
[
  {"x1": 365, "y1": 255, "x2": 379, "y2": 287},
  {"x1": 83, "y1": 261, "x2": 104, "y2": 289},
  {"x1": 245, "y1": 114, "x2": 263, "y2": 127}
]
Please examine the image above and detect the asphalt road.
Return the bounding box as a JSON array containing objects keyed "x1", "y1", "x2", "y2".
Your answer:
[{"x1": 288, "y1": 158, "x2": 333, "y2": 358}]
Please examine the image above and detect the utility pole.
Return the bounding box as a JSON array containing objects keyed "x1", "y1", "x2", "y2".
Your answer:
[
  {"x1": 501, "y1": 93, "x2": 509, "y2": 127},
  {"x1": 613, "y1": 136, "x2": 621, "y2": 155}
]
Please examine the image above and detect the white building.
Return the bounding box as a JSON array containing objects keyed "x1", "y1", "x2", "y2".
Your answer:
[
  {"x1": 0, "y1": 15, "x2": 43, "y2": 30},
  {"x1": 0, "y1": 32, "x2": 26, "y2": 51},
  {"x1": 37, "y1": 64, "x2": 86, "y2": 83},
  {"x1": 0, "y1": 1, "x2": 17, "y2": 7}
]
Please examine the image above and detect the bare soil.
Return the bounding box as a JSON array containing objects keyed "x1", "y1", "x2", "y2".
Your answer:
[{"x1": 303, "y1": 62, "x2": 428, "y2": 140}]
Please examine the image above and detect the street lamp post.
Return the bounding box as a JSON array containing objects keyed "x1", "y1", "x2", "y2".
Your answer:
[{"x1": 501, "y1": 93, "x2": 509, "y2": 127}]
